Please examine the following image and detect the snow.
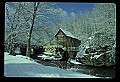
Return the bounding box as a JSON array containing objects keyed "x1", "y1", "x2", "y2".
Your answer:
[
  {"x1": 43, "y1": 52, "x2": 53, "y2": 55},
  {"x1": 88, "y1": 37, "x2": 92, "y2": 40},
  {"x1": 4, "y1": 52, "x2": 100, "y2": 78},
  {"x1": 38, "y1": 54, "x2": 62, "y2": 61},
  {"x1": 93, "y1": 54, "x2": 103, "y2": 59},
  {"x1": 69, "y1": 59, "x2": 82, "y2": 65},
  {"x1": 42, "y1": 56, "x2": 53, "y2": 60},
  {"x1": 59, "y1": 28, "x2": 79, "y2": 40}
]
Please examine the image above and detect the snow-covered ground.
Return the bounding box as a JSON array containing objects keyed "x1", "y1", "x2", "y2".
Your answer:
[{"x1": 4, "y1": 52, "x2": 100, "y2": 78}]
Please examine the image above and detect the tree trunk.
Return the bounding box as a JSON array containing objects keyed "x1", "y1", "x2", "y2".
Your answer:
[
  {"x1": 26, "y1": 32, "x2": 31, "y2": 57},
  {"x1": 26, "y1": 2, "x2": 39, "y2": 57}
]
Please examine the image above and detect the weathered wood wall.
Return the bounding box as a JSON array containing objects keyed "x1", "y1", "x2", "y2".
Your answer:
[{"x1": 55, "y1": 30, "x2": 81, "y2": 59}]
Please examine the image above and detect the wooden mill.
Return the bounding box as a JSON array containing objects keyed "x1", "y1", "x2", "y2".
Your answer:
[{"x1": 55, "y1": 28, "x2": 81, "y2": 59}]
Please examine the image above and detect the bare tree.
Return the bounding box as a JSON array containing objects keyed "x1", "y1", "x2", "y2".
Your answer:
[
  {"x1": 5, "y1": 2, "x2": 24, "y2": 55},
  {"x1": 20, "y1": 2, "x2": 62, "y2": 57},
  {"x1": 26, "y1": 2, "x2": 40, "y2": 57}
]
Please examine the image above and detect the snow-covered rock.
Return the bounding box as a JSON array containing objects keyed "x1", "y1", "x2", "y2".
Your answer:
[
  {"x1": 38, "y1": 54, "x2": 62, "y2": 61},
  {"x1": 69, "y1": 59, "x2": 82, "y2": 65},
  {"x1": 75, "y1": 44, "x2": 116, "y2": 66}
]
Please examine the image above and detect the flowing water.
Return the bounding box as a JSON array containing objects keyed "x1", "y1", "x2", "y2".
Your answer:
[{"x1": 35, "y1": 59, "x2": 115, "y2": 78}]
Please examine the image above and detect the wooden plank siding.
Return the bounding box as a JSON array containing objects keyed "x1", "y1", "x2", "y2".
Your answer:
[{"x1": 55, "y1": 28, "x2": 81, "y2": 59}]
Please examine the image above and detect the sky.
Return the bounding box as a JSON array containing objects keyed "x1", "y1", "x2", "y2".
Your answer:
[{"x1": 56, "y1": 2, "x2": 96, "y2": 15}]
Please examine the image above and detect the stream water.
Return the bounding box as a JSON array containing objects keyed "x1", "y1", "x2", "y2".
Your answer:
[{"x1": 35, "y1": 59, "x2": 115, "y2": 78}]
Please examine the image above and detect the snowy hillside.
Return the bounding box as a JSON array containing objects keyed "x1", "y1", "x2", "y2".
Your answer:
[{"x1": 4, "y1": 52, "x2": 99, "y2": 78}]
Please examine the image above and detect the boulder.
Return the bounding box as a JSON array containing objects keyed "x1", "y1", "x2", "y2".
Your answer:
[{"x1": 75, "y1": 45, "x2": 116, "y2": 66}]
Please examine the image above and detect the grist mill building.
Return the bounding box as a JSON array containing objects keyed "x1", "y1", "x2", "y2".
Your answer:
[{"x1": 55, "y1": 28, "x2": 81, "y2": 59}]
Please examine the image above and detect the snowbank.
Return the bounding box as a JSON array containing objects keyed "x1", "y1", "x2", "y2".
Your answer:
[{"x1": 4, "y1": 52, "x2": 99, "y2": 78}]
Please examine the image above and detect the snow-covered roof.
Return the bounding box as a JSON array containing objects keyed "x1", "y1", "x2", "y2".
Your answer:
[{"x1": 55, "y1": 28, "x2": 79, "y2": 40}]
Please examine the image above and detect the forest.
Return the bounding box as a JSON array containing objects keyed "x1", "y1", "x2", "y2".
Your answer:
[{"x1": 4, "y1": 2, "x2": 116, "y2": 66}]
